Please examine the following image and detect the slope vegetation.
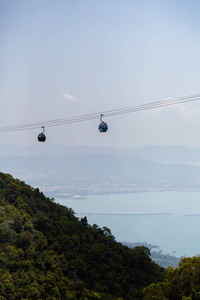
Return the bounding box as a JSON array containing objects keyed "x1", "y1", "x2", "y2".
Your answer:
[{"x1": 0, "y1": 172, "x2": 165, "y2": 299}]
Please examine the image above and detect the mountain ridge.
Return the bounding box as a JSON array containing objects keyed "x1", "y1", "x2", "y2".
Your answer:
[
  {"x1": 1, "y1": 144, "x2": 200, "y2": 164},
  {"x1": 1, "y1": 153, "x2": 200, "y2": 194}
]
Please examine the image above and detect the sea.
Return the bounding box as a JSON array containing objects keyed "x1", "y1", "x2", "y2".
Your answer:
[{"x1": 55, "y1": 192, "x2": 200, "y2": 257}]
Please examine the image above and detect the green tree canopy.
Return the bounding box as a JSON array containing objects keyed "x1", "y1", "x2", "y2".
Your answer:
[{"x1": 0, "y1": 172, "x2": 165, "y2": 299}]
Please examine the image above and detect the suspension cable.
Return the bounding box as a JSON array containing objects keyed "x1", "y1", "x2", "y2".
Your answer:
[{"x1": 0, "y1": 93, "x2": 199, "y2": 133}]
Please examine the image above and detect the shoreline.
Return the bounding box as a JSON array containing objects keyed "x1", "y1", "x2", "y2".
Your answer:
[{"x1": 50, "y1": 188, "x2": 200, "y2": 200}]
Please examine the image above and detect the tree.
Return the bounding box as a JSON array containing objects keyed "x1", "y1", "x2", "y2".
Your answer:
[{"x1": 144, "y1": 256, "x2": 200, "y2": 300}]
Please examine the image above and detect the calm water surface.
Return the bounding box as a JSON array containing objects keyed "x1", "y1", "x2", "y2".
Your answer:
[{"x1": 56, "y1": 192, "x2": 200, "y2": 257}]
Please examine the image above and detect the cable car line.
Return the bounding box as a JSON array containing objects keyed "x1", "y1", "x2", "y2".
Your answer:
[
  {"x1": 0, "y1": 93, "x2": 200, "y2": 133},
  {"x1": 0, "y1": 113, "x2": 102, "y2": 132},
  {"x1": 104, "y1": 94, "x2": 200, "y2": 118}
]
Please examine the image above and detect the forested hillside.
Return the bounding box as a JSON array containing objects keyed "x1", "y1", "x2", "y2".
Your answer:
[
  {"x1": 0, "y1": 172, "x2": 165, "y2": 299},
  {"x1": 144, "y1": 256, "x2": 200, "y2": 299}
]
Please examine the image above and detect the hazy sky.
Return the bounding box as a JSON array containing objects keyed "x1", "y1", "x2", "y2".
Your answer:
[{"x1": 1, "y1": 0, "x2": 200, "y2": 148}]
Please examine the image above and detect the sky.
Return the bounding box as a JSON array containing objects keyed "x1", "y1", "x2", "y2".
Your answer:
[{"x1": 1, "y1": 0, "x2": 200, "y2": 149}]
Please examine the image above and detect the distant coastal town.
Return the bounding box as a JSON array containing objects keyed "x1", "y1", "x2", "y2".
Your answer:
[{"x1": 40, "y1": 182, "x2": 200, "y2": 200}]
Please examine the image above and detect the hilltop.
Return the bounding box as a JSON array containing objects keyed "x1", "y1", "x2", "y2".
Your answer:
[{"x1": 0, "y1": 172, "x2": 165, "y2": 299}]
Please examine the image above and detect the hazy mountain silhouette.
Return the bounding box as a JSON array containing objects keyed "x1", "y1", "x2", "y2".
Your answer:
[
  {"x1": 1, "y1": 144, "x2": 200, "y2": 165},
  {"x1": 1, "y1": 153, "x2": 200, "y2": 190}
]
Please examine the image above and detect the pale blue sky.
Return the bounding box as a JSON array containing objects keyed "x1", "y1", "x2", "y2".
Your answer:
[{"x1": 1, "y1": 0, "x2": 200, "y2": 148}]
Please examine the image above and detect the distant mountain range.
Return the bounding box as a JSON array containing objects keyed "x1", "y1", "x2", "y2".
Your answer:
[
  {"x1": 1, "y1": 144, "x2": 200, "y2": 164},
  {"x1": 0, "y1": 144, "x2": 200, "y2": 193}
]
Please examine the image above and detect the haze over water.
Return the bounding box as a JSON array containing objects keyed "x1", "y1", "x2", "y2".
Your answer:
[{"x1": 56, "y1": 192, "x2": 200, "y2": 257}]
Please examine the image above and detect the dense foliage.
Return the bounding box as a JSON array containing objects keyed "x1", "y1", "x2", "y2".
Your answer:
[
  {"x1": 144, "y1": 256, "x2": 200, "y2": 299},
  {"x1": 0, "y1": 172, "x2": 165, "y2": 299}
]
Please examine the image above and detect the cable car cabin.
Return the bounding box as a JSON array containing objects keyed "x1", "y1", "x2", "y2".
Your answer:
[
  {"x1": 38, "y1": 133, "x2": 46, "y2": 142},
  {"x1": 99, "y1": 121, "x2": 108, "y2": 132}
]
